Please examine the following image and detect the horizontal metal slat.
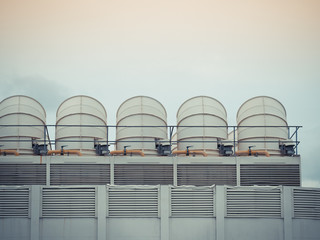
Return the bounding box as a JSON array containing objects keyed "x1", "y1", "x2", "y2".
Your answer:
[
  {"x1": 0, "y1": 187, "x2": 29, "y2": 217},
  {"x1": 42, "y1": 187, "x2": 96, "y2": 217},
  {"x1": 294, "y1": 189, "x2": 320, "y2": 219},
  {"x1": 108, "y1": 187, "x2": 159, "y2": 217},
  {"x1": 171, "y1": 187, "x2": 214, "y2": 217},
  {"x1": 226, "y1": 188, "x2": 281, "y2": 218}
]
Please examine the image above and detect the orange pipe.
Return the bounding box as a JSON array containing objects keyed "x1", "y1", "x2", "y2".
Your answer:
[
  {"x1": 172, "y1": 150, "x2": 208, "y2": 157},
  {"x1": 110, "y1": 149, "x2": 145, "y2": 156},
  {"x1": 0, "y1": 149, "x2": 19, "y2": 156},
  {"x1": 236, "y1": 150, "x2": 270, "y2": 157},
  {"x1": 47, "y1": 149, "x2": 83, "y2": 156}
]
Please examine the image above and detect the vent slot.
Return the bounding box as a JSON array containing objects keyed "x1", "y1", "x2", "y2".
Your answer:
[
  {"x1": 108, "y1": 186, "x2": 159, "y2": 217},
  {"x1": 0, "y1": 187, "x2": 29, "y2": 217},
  {"x1": 42, "y1": 187, "x2": 96, "y2": 217},
  {"x1": 0, "y1": 164, "x2": 46, "y2": 185},
  {"x1": 177, "y1": 164, "x2": 236, "y2": 186},
  {"x1": 226, "y1": 187, "x2": 282, "y2": 218},
  {"x1": 294, "y1": 188, "x2": 320, "y2": 219},
  {"x1": 240, "y1": 164, "x2": 300, "y2": 186},
  {"x1": 50, "y1": 164, "x2": 110, "y2": 185},
  {"x1": 114, "y1": 164, "x2": 173, "y2": 185},
  {"x1": 171, "y1": 187, "x2": 214, "y2": 217}
]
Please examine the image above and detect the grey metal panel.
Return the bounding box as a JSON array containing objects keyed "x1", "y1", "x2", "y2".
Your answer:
[
  {"x1": 171, "y1": 186, "x2": 214, "y2": 217},
  {"x1": 108, "y1": 186, "x2": 159, "y2": 217},
  {"x1": 0, "y1": 187, "x2": 29, "y2": 217},
  {"x1": 0, "y1": 164, "x2": 46, "y2": 185},
  {"x1": 50, "y1": 164, "x2": 110, "y2": 185},
  {"x1": 240, "y1": 164, "x2": 300, "y2": 186},
  {"x1": 293, "y1": 188, "x2": 320, "y2": 219},
  {"x1": 42, "y1": 187, "x2": 96, "y2": 217},
  {"x1": 226, "y1": 187, "x2": 282, "y2": 218},
  {"x1": 114, "y1": 164, "x2": 173, "y2": 185},
  {"x1": 177, "y1": 164, "x2": 236, "y2": 186}
]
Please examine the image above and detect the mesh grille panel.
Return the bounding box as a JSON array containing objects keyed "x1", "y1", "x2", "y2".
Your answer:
[
  {"x1": 114, "y1": 164, "x2": 173, "y2": 185},
  {"x1": 177, "y1": 164, "x2": 236, "y2": 186},
  {"x1": 50, "y1": 164, "x2": 110, "y2": 185},
  {"x1": 0, "y1": 164, "x2": 46, "y2": 185},
  {"x1": 240, "y1": 164, "x2": 300, "y2": 186}
]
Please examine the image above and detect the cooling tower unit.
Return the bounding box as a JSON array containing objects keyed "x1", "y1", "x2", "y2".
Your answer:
[
  {"x1": 171, "y1": 131, "x2": 177, "y2": 152},
  {"x1": 237, "y1": 96, "x2": 288, "y2": 156},
  {"x1": 176, "y1": 96, "x2": 228, "y2": 156},
  {"x1": 0, "y1": 95, "x2": 46, "y2": 155},
  {"x1": 116, "y1": 96, "x2": 168, "y2": 156},
  {"x1": 55, "y1": 95, "x2": 107, "y2": 155}
]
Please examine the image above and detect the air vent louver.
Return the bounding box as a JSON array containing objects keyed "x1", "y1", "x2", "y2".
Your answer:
[
  {"x1": 0, "y1": 187, "x2": 29, "y2": 217},
  {"x1": 108, "y1": 186, "x2": 159, "y2": 217},
  {"x1": 226, "y1": 187, "x2": 282, "y2": 217},
  {"x1": 171, "y1": 186, "x2": 214, "y2": 217},
  {"x1": 42, "y1": 187, "x2": 96, "y2": 217},
  {"x1": 294, "y1": 188, "x2": 320, "y2": 219}
]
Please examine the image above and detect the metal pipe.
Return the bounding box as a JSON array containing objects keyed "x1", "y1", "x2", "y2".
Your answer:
[
  {"x1": 235, "y1": 150, "x2": 270, "y2": 157},
  {"x1": 47, "y1": 149, "x2": 82, "y2": 156},
  {"x1": 0, "y1": 149, "x2": 19, "y2": 156},
  {"x1": 110, "y1": 149, "x2": 145, "y2": 157},
  {"x1": 172, "y1": 150, "x2": 208, "y2": 157}
]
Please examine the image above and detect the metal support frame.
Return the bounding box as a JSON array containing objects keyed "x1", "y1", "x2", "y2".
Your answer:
[
  {"x1": 288, "y1": 126, "x2": 301, "y2": 155},
  {"x1": 0, "y1": 124, "x2": 302, "y2": 156}
]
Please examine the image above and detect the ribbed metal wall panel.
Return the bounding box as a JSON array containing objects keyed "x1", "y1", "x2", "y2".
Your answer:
[
  {"x1": 114, "y1": 164, "x2": 173, "y2": 185},
  {"x1": 177, "y1": 164, "x2": 236, "y2": 186},
  {"x1": 294, "y1": 188, "x2": 320, "y2": 219},
  {"x1": 42, "y1": 187, "x2": 96, "y2": 217},
  {"x1": 171, "y1": 186, "x2": 214, "y2": 217},
  {"x1": 0, "y1": 164, "x2": 46, "y2": 185},
  {"x1": 240, "y1": 164, "x2": 300, "y2": 186},
  {"x1": 0, "y1": 187, "x2": 29, "y2": 217},
  {"x1": 50, "y1": 164, "x2": 110, "y2": 185},
  {"x1": 108, "y1": 186, "x2": 159, "y2": 217},
  {"x1": 226, "y1": 187, "x2": 282, "y2": 217}
]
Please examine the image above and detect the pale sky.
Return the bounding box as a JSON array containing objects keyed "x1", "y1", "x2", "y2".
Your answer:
[{"x1": 1, "y1": 0, "x2": 319, "y2": 187}]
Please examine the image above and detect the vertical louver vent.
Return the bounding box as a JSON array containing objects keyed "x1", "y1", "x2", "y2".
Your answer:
[
  {"x1": 50, "y1": 164, "x2": 110, "y2": 185},
  {"x1": 0, "y1": 164, "x2": 46, "y2": 185},
  {"x1": 240, "y1": 164, "x2": 300, "y2": 186},
  {"x1": 0, "y1": 187, "x2": 29, "y2": 217},
  {"x1": 226, "y1": 187, "x2": 282, "y2": 217},
  {"x1": 42, "y1": 187, "x2": 96, "y2": 217},
  {"x1": 114, "y1": 164, "x2": 173, "y2": 185},
  {"x1": 294, "y1": 188, "x2": 320, "y2": 219},
  {"x1": 108, "y1": 186, "x2": 159, "y2": 217},
  {"x1": 171, "y1": 186, "x2": 214, "y2": 217},
  {"x1": 177, "y1": 164, "x2": 236, "y2": 186}
]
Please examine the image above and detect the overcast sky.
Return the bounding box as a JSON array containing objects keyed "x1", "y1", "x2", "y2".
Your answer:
[{"x1": 1, "y1": 0, "x2": 319, "y2": 187}]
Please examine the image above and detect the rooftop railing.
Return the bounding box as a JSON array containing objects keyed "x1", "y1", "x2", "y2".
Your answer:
[{"x1": 0, "y1": 125, "x2": 302, "y2": 156}]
